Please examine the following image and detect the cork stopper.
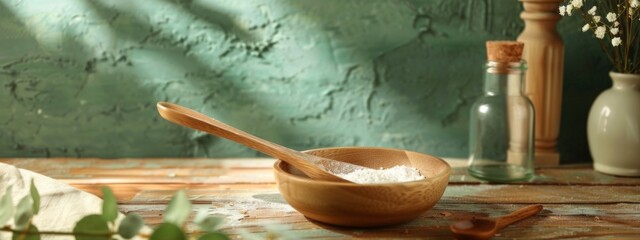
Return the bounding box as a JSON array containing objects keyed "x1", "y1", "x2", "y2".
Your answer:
[{"x1": 486, "y1": 41, "x2": 524, "y2": 62}]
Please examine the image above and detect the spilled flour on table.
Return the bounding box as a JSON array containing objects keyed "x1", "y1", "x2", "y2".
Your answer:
[{"x1": 207, "y1": 193, "x2": 296, "y2": 226}]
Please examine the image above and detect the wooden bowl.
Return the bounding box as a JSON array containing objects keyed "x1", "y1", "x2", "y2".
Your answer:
[{"x1": 273, "y1": 147, "x2": 451, "y2": 227}]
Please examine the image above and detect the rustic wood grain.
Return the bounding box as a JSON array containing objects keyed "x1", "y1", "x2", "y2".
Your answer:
[
  {"x1": 3, "y1": 158, "x2": 636, "y2": 186},
  {"x1": 1, "y1": 158, "x2": 639, "y2": 239},
  {"x1": 117, "y1": 203, "x2": 640, "y2": 239}
]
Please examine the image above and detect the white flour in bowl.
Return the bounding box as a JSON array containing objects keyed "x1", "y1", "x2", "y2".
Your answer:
[{"x1": 336, "y1": 165, "x2": 425, "y2": 184}]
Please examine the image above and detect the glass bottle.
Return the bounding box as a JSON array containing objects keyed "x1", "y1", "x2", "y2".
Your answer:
[{"x1": 468, "y1": 41, "x2": 535, "y2": 182}]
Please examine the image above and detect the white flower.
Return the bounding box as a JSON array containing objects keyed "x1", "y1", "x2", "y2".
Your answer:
[
  {"x1": 595, "y1": 26, "x2": 606, "y2": 39},
  {"x1": 606, "y1": 12, "x2": 617, "y2": 22},
  {"x1": 566, "y1": 5, "x2": 574, "y2": 16},
  {"x1": 593, "y1": 16, "x2": 601, "y2": 22},
  {"x1": 610, "y1": 27, "x2": 619, "y2": 35},
  {"x1": 588, "y1": 6, "x2": 597, "y2": 15},
  {"x1": 611, "y1": 37, "x2": 622, "y2": 47},
  {"x1": 582, "y1": 24, "x2": 590, "y2": 32},
  {"x1": 559, "y1": 6, "x2": 566, "y2": 16},
  {"x1": 614, "y1": 21, "x2": 620, "y2": 27},
  {"x1": 571, "y1": 0, "x2": 583, "y2": 8},
  {"x1": 632, "y1": 0, "x2": 639, "y2": 8}
]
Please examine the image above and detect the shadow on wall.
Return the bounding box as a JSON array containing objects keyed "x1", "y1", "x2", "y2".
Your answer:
[
  {"x1": 556, "y1": 18, "x2": 612, "y2": 163},
  {"x1": 222, "y1": 0, "x2": 523, "y2": 157},
  {"x1": 0, "y1": 0, "x2": 608, "y2": 162},
  {"x1": 0, "y1": 0, "x2": 273, "y2": 157},
  {"x1": 0, "y1": 1, "x2": 170, "y2": 157},
  {"x1": 0, "y1": 0, "x2": 462, "y2": 158}
]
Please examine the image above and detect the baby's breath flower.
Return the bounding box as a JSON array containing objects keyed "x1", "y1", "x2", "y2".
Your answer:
[
  {"x1": 558, "y1": 0, "x2": 640, "y2": 73},
  {"x1": 606, "y1": 12, "x2": 617, "y2": 22},
  {"x1": 595, "y1": 26, "x2": 606, "y2": 39},
  {"x1": 610, "y1": 27, "x2": 619, "y2": 35},
  {"x1": 571, "y1": 0, "x2": 584, "y2": 8},
  {"x1": 582, "y1": 24, "x2": 590, "y2": 32},
  {"x1": 611, "y1": 37, "x2": 622, "y2": 47}
]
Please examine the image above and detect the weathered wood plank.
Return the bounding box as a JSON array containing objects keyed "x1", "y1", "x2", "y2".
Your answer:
[
  {"x1": 118, "y1": 203, "x2": 640, "y2": 239},
  {"x1": 0, "y1": 158, "x2": 274, "y2": 179},
  {"x1": 3, "y1": 158, "x2": 640, "y2": 239},
  {"x1": 70, "y1": 183, "x2": 279, "y2": 202},
  {"x1": 448, "y1": 165, "x2": 640, "y2": 186},
  {"x1": 85, "y1": 185, "x2": 639, "y2": 205},
  {"x1": 3, "y1": 158, "x2": 638, "y2": 186},
  {"x1": 441, "y1": 185, "x2": 640, "y2": 204}
]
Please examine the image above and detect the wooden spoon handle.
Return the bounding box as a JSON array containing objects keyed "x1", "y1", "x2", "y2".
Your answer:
[
  {"x1": 156, "y1": 102, "x2": 350, "y2": 182},
  {"x1": 495, "y1": 204, "x2": 543, "y2": 230},
  {"x1": 157, "y1": 102, "x2": 300, "y2": 160}
]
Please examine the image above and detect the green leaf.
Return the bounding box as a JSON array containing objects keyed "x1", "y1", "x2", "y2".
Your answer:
[
  {"x1": 12, "y1": 224, "x2": 40, "y2": 240},
  {"x1": 117, "y1": 214, "x2": 144, "y2": 239},
  {"x1": 101, "y1": 187, "x2": 118, "y2": 222},
  {"x1": 0, "y1": 186, "x2": 14, "y2": 227},
  {"x1": 163, "y1": 190, "x2": 191, "y2": 226},
  {"x1": 72, "y1": 214, "x2": 111, "y2": 240},
  {"x1": 198, "y1": 232, "x2": 230, "y2": 240},
  {"x1": 195, "y1": 216, "x2": 223, "y2": 233},
  {"x1": 14, "y1": 195, "x2": 34, "y2": 230},
  {"x1": 194, "y1": 208, "x2": 223, "y2": 232},
  {"x1": 149, "y1": 222, "x2": 186, "y2": 240},
  {"x1": 29, "y1": 179, "x2": 40, "y2": 215}
]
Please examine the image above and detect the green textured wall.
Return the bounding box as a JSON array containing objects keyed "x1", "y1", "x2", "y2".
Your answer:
[{"x1": 0, "y1": 0, "x2": 610, "y2": 163}]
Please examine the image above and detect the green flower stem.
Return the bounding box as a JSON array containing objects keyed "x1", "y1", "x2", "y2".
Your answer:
[
  {"x1": 1, "y1": 226, "x2": 114, "y2": 238},
  {"x1": 626, "y1": 1, "x2": 634, "y2": 72},
  {"x1": 568, "y1": 0, "x2": 640, "y2": 73},
  {"x1": 2, "y1": 225, "x2": 159, "y2": 239},
  {"x1": 577, "y1": 10, "x2": 619, "y2": 70}
]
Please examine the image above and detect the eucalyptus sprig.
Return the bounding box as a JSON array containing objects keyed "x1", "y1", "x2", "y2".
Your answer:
[{"x1": 0, "y1": 182, "x2": 229, "y2": 240}]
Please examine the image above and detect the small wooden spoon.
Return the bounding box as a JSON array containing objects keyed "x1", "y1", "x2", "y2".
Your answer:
[
  {"x1": 450, "y1": 204, "x2": 543, "y2": 240},
  {"x1": 157, "y1": 102, "x2": 370, "y2": 183}
]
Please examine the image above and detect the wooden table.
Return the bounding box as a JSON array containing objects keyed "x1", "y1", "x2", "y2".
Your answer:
[{"x1": 2, "y1": 158, "x2": 639, "y2": 239}]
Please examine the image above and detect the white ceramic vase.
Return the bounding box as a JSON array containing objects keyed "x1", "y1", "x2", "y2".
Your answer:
[{"x1": 587, "y1": 72, "x2": 640, "y2": 176}]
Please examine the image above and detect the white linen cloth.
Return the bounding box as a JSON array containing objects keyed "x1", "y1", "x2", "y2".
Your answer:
[{"x1": 0, "y1": 162, "x2": 147, "y2": 240}]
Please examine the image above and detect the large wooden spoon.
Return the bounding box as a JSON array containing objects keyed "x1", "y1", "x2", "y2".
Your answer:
[
  {"x1": 157, "y1": 102, "x2": 369, "y2": 183},
  {"x1": 450, "y1": 204, "x2": 543, "y2": 240}
]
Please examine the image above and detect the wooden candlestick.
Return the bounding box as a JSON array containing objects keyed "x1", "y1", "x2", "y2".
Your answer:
[{"x1": 517, "y1": 0, "x2": 564, "y2": 166}]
